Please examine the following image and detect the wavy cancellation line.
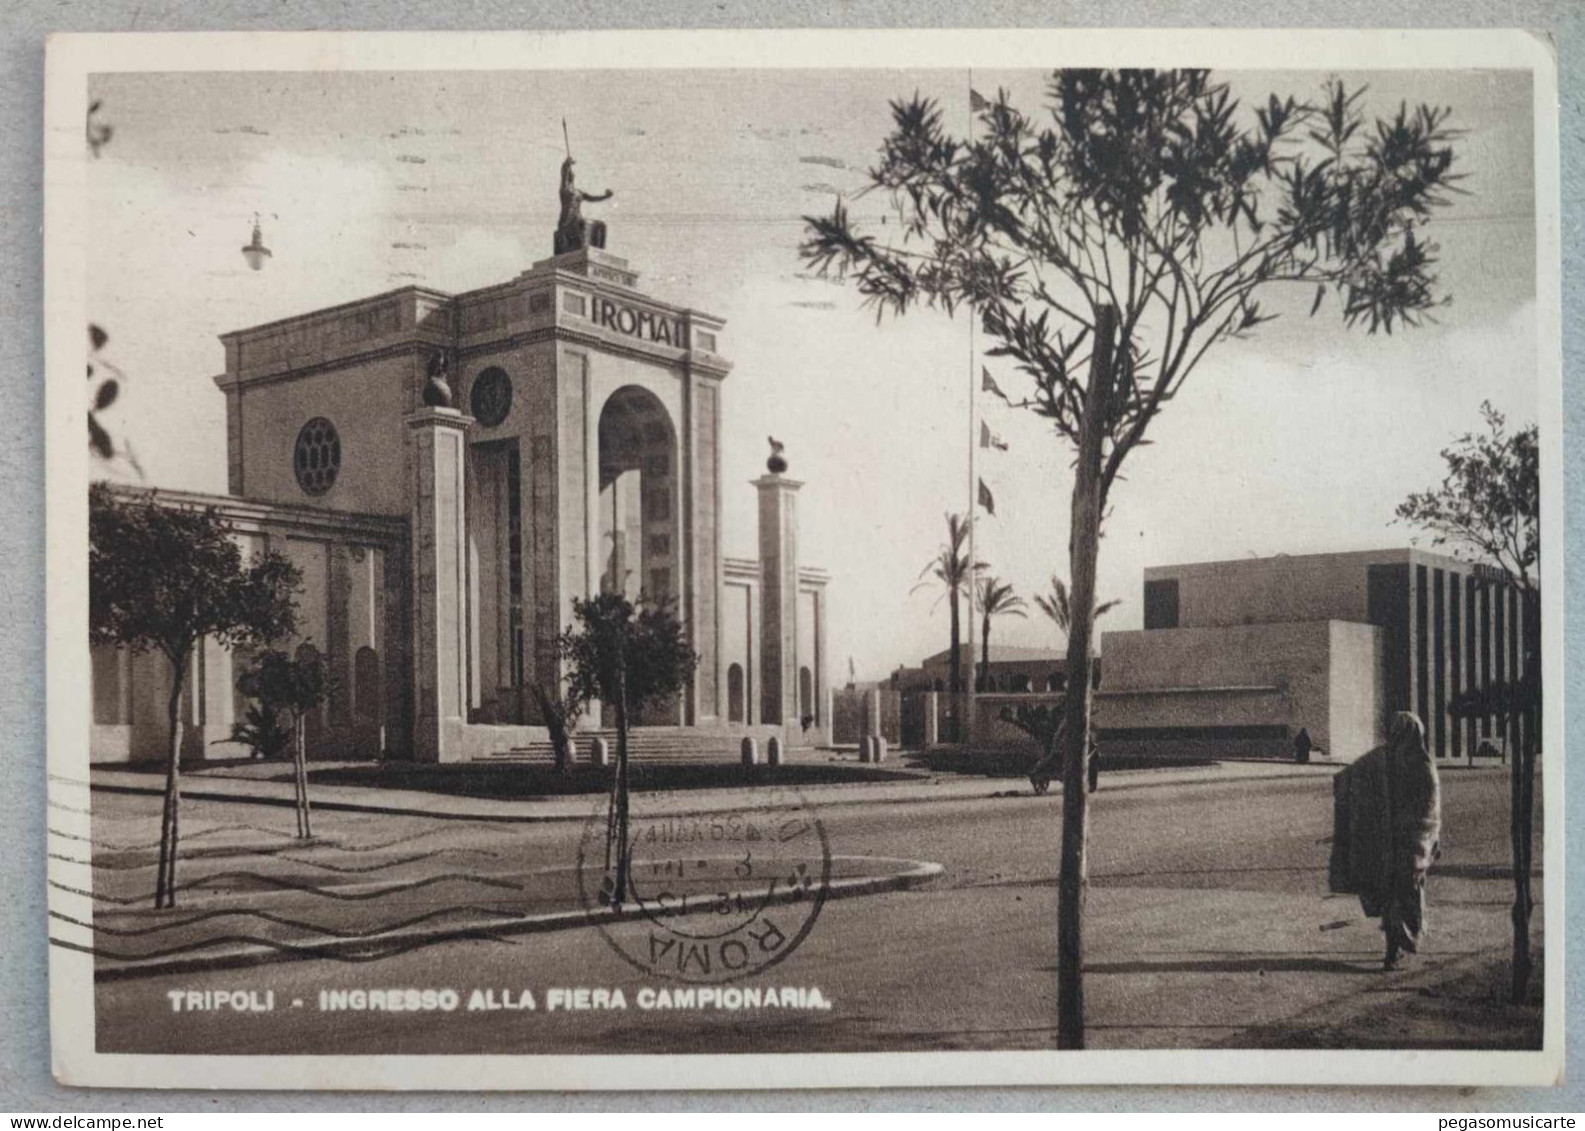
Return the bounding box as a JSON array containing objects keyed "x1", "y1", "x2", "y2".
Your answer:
[
  {"x1": 48, "y1": 924, "x2": 522, "y2": 965},
  {"x1": 47, "y1": 798, "x2": 96, "y2": 817},
  {"x1": 269, "y1": 850, "x2": 468, "y2": 873},
  {"x1": 181, "y1": 869, "x2": 528, "y2": 900},
  {"x1": 51, "y1": 847, "x2": 496, "y2": 874},
  {"x1": 51, "y1": 904, "x2": 524, "y2": 940},
  {"x1": 51, "y1": 870, "x2": 526, "y2": 905},
  {"x1": 50, "y1": 820, "x2": 519, "y2": 855},
  {"x1": 48, "y1": 823, "x2": 300, "y2": 850}
]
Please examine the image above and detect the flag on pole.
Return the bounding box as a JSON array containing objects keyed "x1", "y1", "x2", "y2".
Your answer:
[
  {"x1": 981, "y1": 367, "x2": 1007, "y2": 402},
  {"x1": 977, "y1": 478, "x2": 996, "y2": 516},
  {"x1": 970, "y1": 88, "x2": 990, "y2": 113},
  {"x1": 979, "y1": 421, "x2": 1009, "y2": 451}
]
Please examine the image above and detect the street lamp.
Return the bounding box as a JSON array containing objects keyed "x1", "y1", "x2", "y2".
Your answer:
[{"x1": 241, "y1": 213, "x2": 272, "y2": 271}]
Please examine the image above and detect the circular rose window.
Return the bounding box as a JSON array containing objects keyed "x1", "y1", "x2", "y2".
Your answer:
[
  {"x1": 470, "y1": 366, "x2": 513, "y2": 427},
  {"x1": 293, "y1": 417, "x2": 341, "y2": 496}
]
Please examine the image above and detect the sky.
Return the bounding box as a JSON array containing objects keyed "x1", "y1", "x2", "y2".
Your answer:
[{"x1": 85, "y1": 66, "x2": 1538, "y2": 681}]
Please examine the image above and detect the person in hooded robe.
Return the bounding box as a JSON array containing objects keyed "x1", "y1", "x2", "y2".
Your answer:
[{"x1": 1328, "y1": 711, "x2": 1442, "y2": 969}]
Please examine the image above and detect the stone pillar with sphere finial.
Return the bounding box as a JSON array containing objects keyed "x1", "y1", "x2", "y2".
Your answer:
[{"x1": 755, "y1": 438, "x2": 800, "y2": 727}]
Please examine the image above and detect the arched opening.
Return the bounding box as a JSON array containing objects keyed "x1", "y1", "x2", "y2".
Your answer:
[
  {"x1": 597, "y1": 386, "x2": 677, "y2": 605},
  {"x1": 597, "y1": 385, "x2": 680, "y2": 725},
  {"x1": 727, "y1": 663, "x2": 745, "y2": 724},
  {"x1": 1046, "y1": 672, "x2": 1065, "y2": 693}
]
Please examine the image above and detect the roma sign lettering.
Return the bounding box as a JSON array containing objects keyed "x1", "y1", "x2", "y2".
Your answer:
[{"x1": 590, "y1": 296, "x2": 689, "y2": 348}]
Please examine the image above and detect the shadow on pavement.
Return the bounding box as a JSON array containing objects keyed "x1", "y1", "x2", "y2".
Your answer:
[{"x1": 1080, "y1": 955, "x2": 1382, "y2": 976}]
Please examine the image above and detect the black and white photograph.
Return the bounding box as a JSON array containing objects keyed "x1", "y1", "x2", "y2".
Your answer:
[{"x1": 42, "y1": 28, "x2": 1562, "y2": 1089}]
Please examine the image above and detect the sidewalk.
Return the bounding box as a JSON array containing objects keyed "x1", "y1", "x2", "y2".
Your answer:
[
  {"x1": 1216, "y1": 944, "x2": 1545, "y2": 1050},
  {"x1": 84, "y1": 757, "x2": 1346, "y2": 822}
]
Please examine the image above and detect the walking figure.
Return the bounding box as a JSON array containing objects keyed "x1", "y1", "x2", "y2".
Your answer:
[{"x1": 1329, "y1": 712, "x2": 1442, "y2": 969}]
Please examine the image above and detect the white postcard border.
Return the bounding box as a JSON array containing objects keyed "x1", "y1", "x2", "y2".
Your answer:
[{"x1": 44, "y1": 26, "x2": 1565, "y2": 1090}]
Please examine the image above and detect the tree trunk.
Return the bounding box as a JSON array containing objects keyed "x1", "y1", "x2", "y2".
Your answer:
[
  {"x1": 294, "y1": 714, "x2": 312, "y2": 840},
  {"x1": 948, "y1": 591, "x2": 961, "y2": 741},
  {"x1": 980, "y1": 613, "x2": 991, "y2": 694},
  {"x1": 613, "y1": 669, "x2": 631, "y2": 906},
  {"x1": 155, "y1": 658, "x2": 186, "y2": 909},
  {"x1": 1057, "y1": 304, "x2": 1116, "y2": 1051},
  {"x1": 1510, "y1": 587, "x2": 1540, "y2": 1003}
]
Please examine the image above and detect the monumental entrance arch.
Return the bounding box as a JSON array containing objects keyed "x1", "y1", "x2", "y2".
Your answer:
[{"x1": 92, "y1": 202, "x2": 832, "y2": 765}]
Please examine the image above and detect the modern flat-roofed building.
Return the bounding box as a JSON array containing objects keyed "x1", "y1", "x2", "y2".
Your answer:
[{"x1": 1096, "y1": 548, "x2": 1526, "y2": 762}]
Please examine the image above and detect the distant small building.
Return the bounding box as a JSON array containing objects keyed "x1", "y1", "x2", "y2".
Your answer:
[
  {"x1": 893, "y1": 645, "x2": 1076, "y2": 694},
  {"x1": 1096, "y1": 548, "x2": 1526, "y2": 762}
]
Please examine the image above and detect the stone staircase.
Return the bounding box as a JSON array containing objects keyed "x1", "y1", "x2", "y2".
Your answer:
[{"x1": 485, "y1": 728, "x2": 756, "y2": 765}]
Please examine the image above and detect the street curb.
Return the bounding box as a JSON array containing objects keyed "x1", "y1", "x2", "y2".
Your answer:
[
  {"x1": 89, "y1": 856, "x2": 946, "y2": 982},
  {"x1": 87, "y1": 763, "x2": 1342, "y2": 824}
]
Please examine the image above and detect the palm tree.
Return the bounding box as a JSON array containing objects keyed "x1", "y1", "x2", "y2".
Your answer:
[
  {"x1": 976, "y1": 576, "x2": 1027, "y2": 691},
  {"x1": 911, "y1": 513, "x2": 984, "y2": 728},
  {"x1": 1033, "y1": 575, "x2": 1120, "y2": 638}
]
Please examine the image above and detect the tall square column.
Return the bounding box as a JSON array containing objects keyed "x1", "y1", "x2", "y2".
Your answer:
[
  {"x1": 756, "y1": 472, "x2": 801, "y2": 726},
  {"x1": 408, "y1": 406, "x2": 474, "y2": 761}
]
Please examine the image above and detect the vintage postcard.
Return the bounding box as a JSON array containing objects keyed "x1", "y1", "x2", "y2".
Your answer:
[{"x1": 44, "y1": 29, "x2": 1563, "y2": 1089}]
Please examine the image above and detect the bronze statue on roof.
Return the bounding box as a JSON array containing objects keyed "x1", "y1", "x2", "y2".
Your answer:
[{"x1": 554, "y1": 124, "x2": 613, "y2": 255}]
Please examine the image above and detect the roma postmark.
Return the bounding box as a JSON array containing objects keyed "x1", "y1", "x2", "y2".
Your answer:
[{"x1": 576, "y1": 786, "x2": 831, "y2": 984}]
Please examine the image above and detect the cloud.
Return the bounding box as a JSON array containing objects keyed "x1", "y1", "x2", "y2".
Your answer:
[
  {"x1": 798, "y1": 155, "x2": 847, "y2": 170},
  {"x1": 395, "y1": 154, "x2": 427, "y2": 165}
]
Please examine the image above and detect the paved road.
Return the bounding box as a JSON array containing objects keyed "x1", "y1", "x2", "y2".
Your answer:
[{"x1": 84, "y1": 767, "x2": 1540, "y2": 1053}]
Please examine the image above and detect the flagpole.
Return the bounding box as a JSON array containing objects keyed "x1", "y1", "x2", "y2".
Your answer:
[{"x1": 964, "y1": 67, "x2": 978, "y2": 748}]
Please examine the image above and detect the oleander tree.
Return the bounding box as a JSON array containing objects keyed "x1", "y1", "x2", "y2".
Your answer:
[
  {"x1": 89, "y1": 484, "x2": 300, "y2": 907},
  {"x1": 557, "y1": 593, "x2": 698, "y2": 906},
  {"x1": 234, "y1": 648, "x2": 334, "y2": 840},
  {"x1": 802, "y1": 68, "x2": 1464, "y2": 1046},
  {"x1": 1398, "y1": 402, "x2": 1539, "y2": 1002}
]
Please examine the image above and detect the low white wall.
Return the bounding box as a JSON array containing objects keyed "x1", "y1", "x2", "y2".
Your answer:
[{"x1": 1088, "y1": 620, "x2": 1383, "y2": 762}]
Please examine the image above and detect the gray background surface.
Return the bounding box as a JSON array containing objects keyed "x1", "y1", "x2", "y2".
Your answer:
[{"x1": 2, "y1": 0, "x2": 1579, "y2": 1113}]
